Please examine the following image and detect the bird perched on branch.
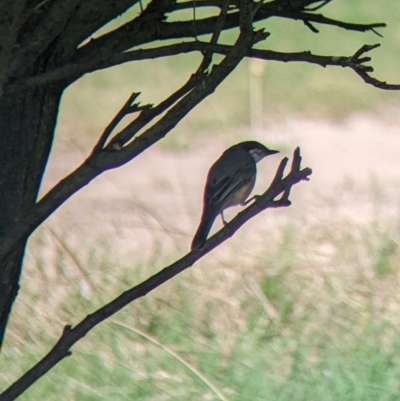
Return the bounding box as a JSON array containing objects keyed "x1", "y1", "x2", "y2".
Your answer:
[{"x1": 191, "y1": 141, "x2": 279, "y2": 250}]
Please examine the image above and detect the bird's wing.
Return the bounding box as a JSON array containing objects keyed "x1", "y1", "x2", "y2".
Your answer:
[{"x1": 205, "y1": 152, "x2": 256, "y2": 207}]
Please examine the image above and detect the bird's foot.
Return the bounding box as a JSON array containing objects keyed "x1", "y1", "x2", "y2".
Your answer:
[
  {"x1": 220, "y1": 212, "x2": 228, "y2": 226},
  {"x1": 242, "y1": 195, "x2": 261, "y2": 206}
]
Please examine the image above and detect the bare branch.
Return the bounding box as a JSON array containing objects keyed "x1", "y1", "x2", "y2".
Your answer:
[
  {"x1": 173, "y1": 0, "x2": 337, "y2": 13},
  {"x1": 92, "y1": 92, "x2": 150, "y2": 153},
  {"x1": 172, "y1": 0, "x2": 230, "y2": 10},
  {"x1": 303, "y1": 19, "x2": 319, "y2": 33},
  {"x1": 173, "y1": 0, "x2": 385, "y2": 35},
  {"x1": 10, "y1": 41, "x2": 400, "y2": 92},
  {"x1": 0, "y1": 148, "x2": 312, "y2": 401},
  {"x1": 266, "y1": 9, "x2": 385, "y2": 36},
  {"x1": 305, "y1": 0, "x2": 334, "y2": 11},
  {"x1": 245, "y1": 43, "x2": 400, "y2": 90},
  {"x1": 106, "y1": 72, "x2": 204, "y2": 149},
  {"x1": 7, "y1": 44, "x2": 204, "y2": 90},
  {"x1": 2, "y1": 0, "x2": 387, "y2": 91},
  {"x1": 2, "y1": 0, "x2": 385, "y2": 87},
  {"x1": 73, "y1": 1, "x2": 386, "y2": 64}
]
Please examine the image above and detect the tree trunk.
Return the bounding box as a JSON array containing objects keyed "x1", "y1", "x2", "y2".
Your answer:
[{"x1": 0, "y1": 85, "x2": 63, "y2": 348}]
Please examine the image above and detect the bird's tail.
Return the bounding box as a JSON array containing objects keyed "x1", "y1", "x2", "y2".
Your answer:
[{"x1": 191, "y1": 214, "x2": 216, "y2": 250}]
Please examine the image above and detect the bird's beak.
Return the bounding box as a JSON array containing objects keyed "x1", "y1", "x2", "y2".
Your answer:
[{"x1": 268, "y1": 149, "x2": 279, "y2": 155}]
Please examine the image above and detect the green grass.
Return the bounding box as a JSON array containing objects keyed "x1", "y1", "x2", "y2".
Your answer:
[{"x1": 2, "y1": 202, "x2": 400, "y2": 400}]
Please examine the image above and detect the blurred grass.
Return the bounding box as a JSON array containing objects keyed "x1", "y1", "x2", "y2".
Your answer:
[
  {"x1": 2, "y1": 203, "x2": 400, "y2": 400},
  {"x1": 58, "y1": 0, "x2": 400, "y2": 150}
]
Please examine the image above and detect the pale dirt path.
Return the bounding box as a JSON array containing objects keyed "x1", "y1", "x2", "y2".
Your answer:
[{"x1": 38, "y1": 115, "x2": 400, "y2": 259}]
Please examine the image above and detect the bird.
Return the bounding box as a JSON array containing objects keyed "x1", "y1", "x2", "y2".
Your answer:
[{"x1": 191, "y1": 141, "x2": 279, "y2": 250}]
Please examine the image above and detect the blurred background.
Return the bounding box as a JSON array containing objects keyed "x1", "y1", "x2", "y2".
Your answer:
[{"x1": 2, "y1": 1, "x2": 400, "y2": 400}]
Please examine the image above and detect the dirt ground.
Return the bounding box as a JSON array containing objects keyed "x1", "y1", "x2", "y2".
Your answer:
[{"x1": 39, "y1": 114, "x2": 400, "y2": 259}]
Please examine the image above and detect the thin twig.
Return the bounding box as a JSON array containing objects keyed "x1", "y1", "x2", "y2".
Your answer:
[
  {"x1": 198, "y1": 0, "x2": 231, "y2": 72},
  {"x1": 304, "y1": 19, "x2": 319, "y2": 33},
  {"x1": 269, "y1": 9, "x2": 386, "y2": 35},
  {"x1": 107, "y1": 72, "x2": 203, "y2": 149},
  {"x1": 92, "y1": 92, "x2": 143, "y2": 153},
  {"x1": 306, "y1": 0, "x2": 333, "y2": 11}
]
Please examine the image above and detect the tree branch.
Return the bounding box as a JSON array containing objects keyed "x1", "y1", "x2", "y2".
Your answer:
[
  {"x1": 104, "y1": 71, "x2": 205, "y2": 150},
  {"x1": 173, "y1": 0, "x2": 338, "y2": 13},
  {"x1": 2, "y1": 0, "x2": 386, "y2": 87},
  {"x1": 0, "y1": 148, "x2": 312, "y2": 401},
  {"x1": 4, "y1": 0, "x2": 387, "y2": 89},
  {"x1": 261, "y1": 8, "x2": 385, "y2": 35},
  {"x1": 92, "y1": 92, "x2": 151, "y2": 153},
  {"x1": 247, "y1": 43, "x2": 400, "y2": 90},
  {"x1": 72, "y1": 1, "x2": 386, "y2": 64},
  {"x1": 10, "y1": 42, "x2": 400, "y2": 92}
]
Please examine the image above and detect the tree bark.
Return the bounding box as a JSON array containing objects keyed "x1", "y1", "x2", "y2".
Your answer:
[{"x1": 0, "y1": 85, "x2": 63, "y2": 347}]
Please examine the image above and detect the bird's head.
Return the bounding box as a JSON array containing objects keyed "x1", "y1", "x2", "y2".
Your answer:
[{"x1": 238, "y1": 141, "x2": 279, "y2": 163}]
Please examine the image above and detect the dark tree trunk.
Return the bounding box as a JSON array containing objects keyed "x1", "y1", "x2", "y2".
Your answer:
[{"x1": 0, "y1": 85, "x2": 63, "y2": 347}]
